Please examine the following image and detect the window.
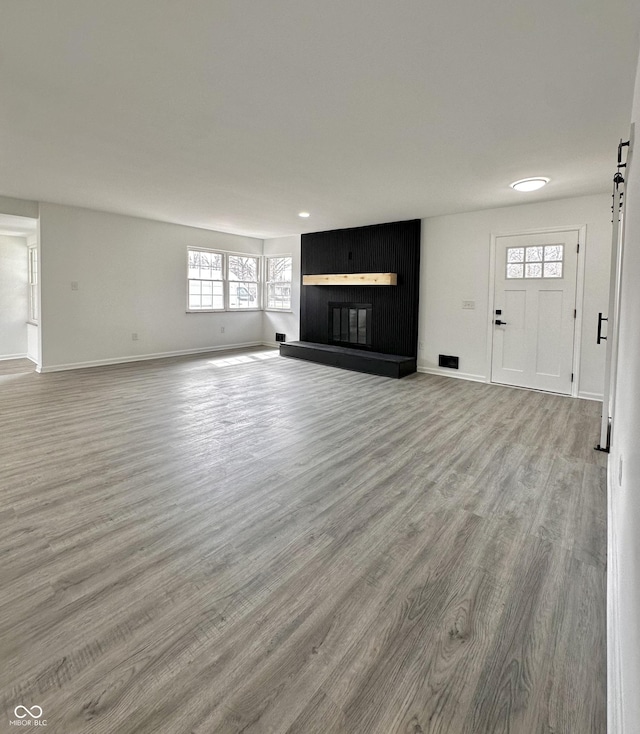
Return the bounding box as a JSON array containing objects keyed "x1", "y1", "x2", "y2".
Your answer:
[
  {"x1": 265, "y1": 256, "x2": 292, "y2": 310},
  {"x1": 187, "y1": 248, "x2": 260, "y2": 311},
  {"x1": 28, "y1": 246, "x2": 38, "y2": 322},
  {"x1": 188, "y1": 249, "x2": 224, "y2": 310},
  {"x1": 506, "y1": 244, "x2": 564, "y2": 279},
  {"x1": 228, "y1": 255, "x2": 259, "y2": 309}
]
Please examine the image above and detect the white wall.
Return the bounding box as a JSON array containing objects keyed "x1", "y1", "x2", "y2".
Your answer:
[
  {"x1": 262, "y1": 235, "x2": 301, "y2": 345},
  {"x1": 419, "y1": 193, "x2": 612, "y2": 398},
  {"x1": 0, "y1": 195, "x2": 38, "y2": 220},
  {"x1": 0, "y1": 235, "x2": 28, "y2": 359},
  {"x1": 38, "y1": 203, "x2": 264, "y2": 370},
  {"x1": 609, "y1": 51, "x2": 640, "y2": 734}
]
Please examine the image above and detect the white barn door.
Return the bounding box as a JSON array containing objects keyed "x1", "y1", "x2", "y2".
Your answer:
[{"x1": 491, "y1": 231, "x2": 579, "y2": 394}]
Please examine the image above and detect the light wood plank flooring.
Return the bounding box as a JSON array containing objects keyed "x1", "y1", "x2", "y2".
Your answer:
[{"x1": 0, "y1": 349, "x2": 607, "y2": 733}]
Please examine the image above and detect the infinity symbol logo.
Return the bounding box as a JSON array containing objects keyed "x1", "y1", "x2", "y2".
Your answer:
[{"x1": 14, "y1": 705, "x2": 43, "y2": 719}]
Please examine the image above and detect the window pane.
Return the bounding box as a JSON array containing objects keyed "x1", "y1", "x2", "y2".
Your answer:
[
  {"x1": 29, "y1": 248, "x2": 38, "y2": 283},
  {"x1": 525, "y1": 263, "x2": 542, "y2": 278},
  {"x1": 267, "y1": 283, "x2": 291, "y2": 310},
  {"x1": 188, "y1": 279, "x2": 223, "y2": 309},
  {"x1": 282, "y1": 259, "x2": 292, "y2": 281},
  {"x1": 268, "y1": 257, "x2": 292, "y2": 282},
  {"x1": 188, "y1": 250, "x2": 201, "y2": 278},
  {"x1": 188, "y1": 250, "x2": 223, "y2": 280},
  {"x1": 229, "y1": 255, "x2": 258, "y2": 282},
  {"x1": 229, "y1": 281, "x2": 258, "y2": 308},
  {"x1": 506, "y1": 263, "x2": 524, "y2": 279},
  {"x1": 543, "y1": 262, "x2": 563, "y2": 278},
  {"x1": 200, "y1": 252, "x2": 212, "y2": 279},
  {"x1": 544, "y1": 245, "x2": 563, "y2": 261},
  {"x1": 267, "y1": 258, "x2": 277, "y2": 281},
  {"x1": 28, "y1": 247, "x2": 39, "y2": 322},
  {"x1": 507, "y1": 247, "x2": 524, "y2": 263},
  {"x1": 526, "y1": 246, "x2": 543, "y2": 262},
  {"x1": 207, "y1": 253, "x2": 223, "y2": 279},
  {"x1": 211, "y1": 282, "x2": 224, "y2": 306}
]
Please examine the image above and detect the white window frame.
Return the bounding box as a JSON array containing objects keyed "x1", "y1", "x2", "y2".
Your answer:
[
  {"x1": 187, "y1": 247, "x2": 226, "y2": 312},
  {"x1": 186, "y1": 247, "x2": 262, "y2": 313},
  {"x1": 227, "y1": 254, "x2": 261, "y2": 311},
  {"x1": 505, "y1": 244, "x2": 565, "y2": 280},
  {"x1": 28, "y1": 245, "x2": 38, "y2": 324},
  {"x1": 264, "y1": 255, "x2": 293, "y2": 311}
]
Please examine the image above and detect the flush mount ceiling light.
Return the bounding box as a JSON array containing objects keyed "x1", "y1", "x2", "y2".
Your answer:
[
  {"x1": 510, "y1": 177, "x2": 550, "y2": 192},
  {"x1": 298, "y1": 211, "x2": 310, "y2": 218}
]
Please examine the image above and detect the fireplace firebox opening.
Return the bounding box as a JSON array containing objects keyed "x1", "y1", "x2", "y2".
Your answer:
[{"x1": 328, "y1": 302, "x2": 372, "y2": 349}]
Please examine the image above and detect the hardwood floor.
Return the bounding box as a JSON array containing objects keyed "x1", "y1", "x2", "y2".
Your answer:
[{"x1": 0, "y1": 348, "x2": 607, "y2": 733}]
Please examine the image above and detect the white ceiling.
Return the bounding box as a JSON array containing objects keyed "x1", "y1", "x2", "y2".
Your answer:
[{"x1": 1, "y1": 1, "x2": 639, "y2": 238}]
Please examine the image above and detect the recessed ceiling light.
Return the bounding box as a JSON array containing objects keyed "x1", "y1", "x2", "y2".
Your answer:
[
  {"x1": 298, "y1": 211, "x2": 310, "y2": 218},
  {"x1": 510, "y1": 177, "x2": 550, "y2": 192}
]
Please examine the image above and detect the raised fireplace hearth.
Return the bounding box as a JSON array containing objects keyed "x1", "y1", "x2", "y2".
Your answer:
[
  {"x1": 280, "y1": 341, "x2": 416, "y2": 378},
  {"x1": 329, "y1": 302, "x2": 372, "y2": 349}
]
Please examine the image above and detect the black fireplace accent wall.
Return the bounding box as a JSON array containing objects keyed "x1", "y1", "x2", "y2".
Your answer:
[{"x1": 301, "y1": 219, "x2": 421, "y2": 357}]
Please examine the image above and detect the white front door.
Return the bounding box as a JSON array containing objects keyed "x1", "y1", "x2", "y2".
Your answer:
[{"x1": 491, "y1": 230, "x2": 579, "y2": 394}]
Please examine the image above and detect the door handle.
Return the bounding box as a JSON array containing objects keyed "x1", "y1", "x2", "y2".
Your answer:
[
  {"x1": 495, "y1": 319, "x2": 508, "y2": 325},
  {"x1": 597, "y1": 312, "x2": 608, "y2": 344}
]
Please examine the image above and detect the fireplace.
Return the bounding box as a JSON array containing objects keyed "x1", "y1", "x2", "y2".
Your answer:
[{"x1": 328, "y1": 302, "x2": 372, "y2": 349}]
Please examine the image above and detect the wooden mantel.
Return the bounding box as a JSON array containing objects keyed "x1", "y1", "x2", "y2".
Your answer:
[{"x1": 302, "y1": 272, "x2": 397, "y2": 286}]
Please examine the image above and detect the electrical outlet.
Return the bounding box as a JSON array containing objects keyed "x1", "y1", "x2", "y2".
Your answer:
[
  {"x1": 71, "y1": 281, "x2": 79, "y2": 291},
  {"x1": 131, "y1": 333, "x2": 138, "y2": 341},
  {"x1": 220, "y1": 326, "x2": 225, "y2": 334},
  {"x1": 462, "y1": 300, "x2": 475, "y2": 310},
  {"x1": 419, "y1": 341, "x2": 425, "y2": 350}
]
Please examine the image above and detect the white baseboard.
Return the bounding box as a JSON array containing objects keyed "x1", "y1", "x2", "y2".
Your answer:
[
  {"x1": 608, "y1": 454, "x2": 623, "y2": 734},
  {"x1": 577, "y1": 390, "x2": 604, "y2": 402},
  {"x1": 417, "y1": 365, "x2": 487, "y2": 383},
  {"x1": 417, "y1": 366, "x2": 604, "y2": 402},
  {"x1": 262, "y1": 341, "x2": 280, "y2": 348},
  {"x1": 0, "y1": 353, "x2": 28, "y2": 361},
  {"x1": 36, "y1": 342, "x2": 265, "y2": 373}
]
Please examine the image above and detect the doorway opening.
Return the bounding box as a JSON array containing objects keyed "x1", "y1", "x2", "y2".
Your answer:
[{"x1": 0, "y1": 213, "x2": 40, "y2": 371}]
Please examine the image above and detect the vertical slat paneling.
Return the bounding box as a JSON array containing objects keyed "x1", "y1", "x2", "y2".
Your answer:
[{"x1": 300, "y1": 220, "x2": 421, "y2": 356}]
